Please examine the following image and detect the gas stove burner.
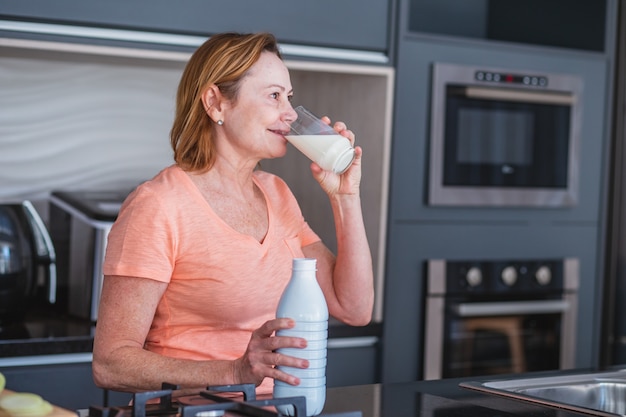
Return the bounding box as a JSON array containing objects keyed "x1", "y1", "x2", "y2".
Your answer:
[{"x1": 88, "y1": 383, "x2": 361, "y2": 417}]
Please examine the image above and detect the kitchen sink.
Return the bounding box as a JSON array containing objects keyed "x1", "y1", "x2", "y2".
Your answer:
[{"x1": 460, "y1": 369, "x2": 626, "y2": 417}]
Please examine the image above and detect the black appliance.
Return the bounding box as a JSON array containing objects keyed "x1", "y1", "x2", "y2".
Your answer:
[
  {"x1": 0, "y1": 201, "x2": 56, "y2": 325},
  {"x1": 422, "y1": 258, "x2": 579, "y2": 380},
  {"x1": 87, "y1": 383, "x2": 361, "y2": 417},
  {"x1": 428, "y1": 62, "x2": 583, "y2": 207},
  {"x1": 49, "y1": 190, "x2": 130, "y2": 322}
]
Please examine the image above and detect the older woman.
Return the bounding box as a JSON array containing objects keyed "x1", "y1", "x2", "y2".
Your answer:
[{"x1": 92, "y1": 32, "x2": 374, "y2": 395}]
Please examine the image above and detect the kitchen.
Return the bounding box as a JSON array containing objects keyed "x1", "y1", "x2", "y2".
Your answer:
[{"x1": 1, "y1": 0, "x2": 625, "y2": 416}]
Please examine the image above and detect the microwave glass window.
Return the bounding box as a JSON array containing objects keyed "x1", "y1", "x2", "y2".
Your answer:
[
  {"x1": 457, "y1": 108, "x2": 534, "y2": 165},
  {"x1": 443, "y1": 90, "x2": 571, "y2": 188}
]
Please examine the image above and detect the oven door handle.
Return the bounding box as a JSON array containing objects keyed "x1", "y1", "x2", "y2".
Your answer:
[
  {"x1": 462, "y1": 86, "x2": 576, "y2": 105},
  {"x1": 452, "y1": 300, "x2": 570, "y2": 317}
]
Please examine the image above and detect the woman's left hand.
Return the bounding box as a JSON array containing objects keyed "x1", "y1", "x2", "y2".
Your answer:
[{"x1": 310, "y1": 118, "x2": 362, "y2": 196}]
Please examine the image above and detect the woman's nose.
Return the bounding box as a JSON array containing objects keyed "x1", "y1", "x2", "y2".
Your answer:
[{"x1": 284, "y1": 105, "x2": 298, "y2": 124}]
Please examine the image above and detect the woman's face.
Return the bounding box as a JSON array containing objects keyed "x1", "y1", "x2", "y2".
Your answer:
[{"x1": 219, "y1": 51, "x2": 298, "y2": 161}]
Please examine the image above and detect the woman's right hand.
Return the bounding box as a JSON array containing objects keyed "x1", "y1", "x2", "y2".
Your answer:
[{"x1": 233, "y1": 318, "x2": 308, "y2": 386}]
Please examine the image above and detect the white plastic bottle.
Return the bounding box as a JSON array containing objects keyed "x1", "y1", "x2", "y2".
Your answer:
[{"x1": 274, "y1": 258, "x2": 328, "y2": 416}]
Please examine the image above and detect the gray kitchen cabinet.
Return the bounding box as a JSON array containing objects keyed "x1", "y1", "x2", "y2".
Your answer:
[
  {"x1": 380, "y1": 0, "x2": 616, "y2": 385},
  {"x1": 0, "y1": 361, "x2": 102, "y2": 411},
  {"x1": 327, "y1": 340, "x2": 379, "y2": 387},
  {"x1": 0, "y1": 0, "x2": 391, "y2": 55},
  {"x1": 407, "y1": 0, "x2": 607, "y2": 52}
]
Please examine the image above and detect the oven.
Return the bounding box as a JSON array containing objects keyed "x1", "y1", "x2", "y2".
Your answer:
[
  {"x1": 422, "y1": 258, "x2": 578, "y2": 380},
  {"x1": 428, "y1": 62, "x2": 583, "y2": 207}
]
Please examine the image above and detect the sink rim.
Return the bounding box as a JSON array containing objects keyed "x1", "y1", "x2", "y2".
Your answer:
[{"x1": 460, "y1": 370, "x2": 626, "y2": 417}]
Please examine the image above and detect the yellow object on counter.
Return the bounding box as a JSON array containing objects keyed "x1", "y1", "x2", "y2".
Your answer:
[
  {"x1": 0, "y1": 393, "x2": 53, "y2": 417},
  {"x1": 0, "y1": 390, "x2": 75, "y2": 417}
]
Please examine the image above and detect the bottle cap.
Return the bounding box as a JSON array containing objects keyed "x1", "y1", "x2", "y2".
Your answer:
[{"x1": 292, "y1": 258, "x2": 317, "y2": 270}]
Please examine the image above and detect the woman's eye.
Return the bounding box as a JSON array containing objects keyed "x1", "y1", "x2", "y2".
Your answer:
[
  {"x1": 270, "y1": 92, "x2": 279, "y2": 100},
  {"x1": 287, "y1": 95, "x2": 293, "y2": 102}
]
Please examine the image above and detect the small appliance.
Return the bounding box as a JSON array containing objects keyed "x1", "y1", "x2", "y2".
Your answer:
[
  {"x1": 428, "y1": 62, "x2": 583, "y2": 207},
  {"x1": 0, "y1": 201, "x2": 56, "y2": 325},
  {"x1": 49, "y1": 190, "x2": 130, "y2": 322}
]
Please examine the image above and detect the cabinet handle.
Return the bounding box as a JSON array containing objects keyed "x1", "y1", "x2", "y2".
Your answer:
[
  {"x1": 453, "y1": 300, "x2": 570, "y2": 317},
  {"x1": 327, "y1": 336, "x2": 378, "y2": 349},
  {"x1": 463, "y1": 86, "x2": 575, "y2": 105}
]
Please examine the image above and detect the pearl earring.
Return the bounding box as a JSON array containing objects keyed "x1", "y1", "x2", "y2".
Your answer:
[{"x1": 217, "y1": 119, "x2": 224, "y2": 126}]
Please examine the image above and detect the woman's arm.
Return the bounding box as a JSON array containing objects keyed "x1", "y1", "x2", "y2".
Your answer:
[
  {"x1": 93, "y1": 275, "x2": 306, "y2": 392},
  {"x1": 302, "y1": 194, "x2": 374, "y2": 326},
  {"x1": 304, "y1": 130, "x2": 375, "y2": 326}
]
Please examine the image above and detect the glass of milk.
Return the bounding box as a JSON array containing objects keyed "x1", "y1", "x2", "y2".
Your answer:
[{"x1": 286, "y1": 106, "x2": 355, "y2": 174}]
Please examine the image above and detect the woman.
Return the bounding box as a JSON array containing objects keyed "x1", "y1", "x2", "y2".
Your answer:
[{"x1": 92, "y1": 32, "x2": 374, "y2": 395}]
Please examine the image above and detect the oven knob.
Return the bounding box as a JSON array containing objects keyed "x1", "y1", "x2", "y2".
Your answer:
[
  {"x1": 501, "y1": 266, "x2": 518, "y2": 286},
  {"x1": 535, "y1": 266, "x2": 552, "y2": 285},
  {"x1": 466, "y1": 267, "x2": 482, "y2": 287}
]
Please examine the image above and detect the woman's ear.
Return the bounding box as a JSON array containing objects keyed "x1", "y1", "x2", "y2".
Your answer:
[{"x1": 201, "y1": 84, "x2": 224, "y2": 123}]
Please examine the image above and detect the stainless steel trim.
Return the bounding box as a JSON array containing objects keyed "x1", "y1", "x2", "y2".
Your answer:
[
  {"x1": 463, "y1": 86, "x2": 575, "y2": 105},
  {"x1": 0, "y1": 20, "x2": 389, "y2": 64},
  {"x1": 423, "y1": 296, "x2": 445, "y2": 380},
  {"x1": 0, "y1": 353, "x2": 93, "y2": 367},
  {"x1": 22, "y1": 200, "x2": 57, "y2": 304},
  {"x1": 327, "y1": 336, "x2": 378, "y2": 349},
  {"x1": 49, "y1": 195, "x2": 115, "y2": 231},
  {"x1": 561, "y1": 258, "x2": 579, "y2": 369},
  {"x1": 91, "y1": 226, "x2": 112, "y2": 322},
  {"x1": 428, "y1": 62, "x2": 583, "y2": 207},
  {"x1": 426, "y1": 259, "x2": 447, "y2": 295},
  {"x1": 564, "y1": 257, "x2": 581, "y2": 291},
  {"x1": 452, "y1": 300, "x2": 571, "y2": 317}
]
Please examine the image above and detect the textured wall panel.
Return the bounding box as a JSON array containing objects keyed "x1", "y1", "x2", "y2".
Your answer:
[{"x1": 0, "y1": 47, "x2": 184, "y2": 203}]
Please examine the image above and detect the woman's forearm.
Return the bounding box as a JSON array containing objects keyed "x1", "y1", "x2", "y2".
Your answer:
[
  {"x1": 327, "y1": 193, "x2": 374, "y2": 325},
  {"x1": 92, "y1": 346, "x2": 236, "y2": 392}
]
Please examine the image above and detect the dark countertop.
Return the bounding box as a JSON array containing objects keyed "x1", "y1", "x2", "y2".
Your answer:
[
  {"x1": 323, "y1": 370, "x2": 598, "y2": 417},
  {"x1": 0, "y1": 310, "x2": 94, "y2": 358}
]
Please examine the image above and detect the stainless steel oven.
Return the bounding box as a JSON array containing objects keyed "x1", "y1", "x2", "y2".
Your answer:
[
  {"x1": 428, "y1": 62, "x2": 583, "y2": 207},
  {"x1": 422, "y1": 258, "x2": 578, "y2": 380}
]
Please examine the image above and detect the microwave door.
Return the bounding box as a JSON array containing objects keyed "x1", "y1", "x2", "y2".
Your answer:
[
  {"x1": 431, "y1": 85, "x2": 575, "y2": 206},
  {"x1": 428, "y1": 63, "x2": 582, "y2": 207}
]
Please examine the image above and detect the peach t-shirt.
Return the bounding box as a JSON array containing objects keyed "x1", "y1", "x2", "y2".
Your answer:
[{"x1": 103, "y1": 165, "x2": 320, "y2": 392}]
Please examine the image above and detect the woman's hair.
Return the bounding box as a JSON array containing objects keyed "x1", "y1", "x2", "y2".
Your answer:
[{"x1": 170, "y1": 32, "x2": 282, "y2": 172}]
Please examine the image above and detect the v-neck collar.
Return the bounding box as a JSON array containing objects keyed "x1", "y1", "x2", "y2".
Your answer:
[{"x1": 180, "y1": 166, "x2": 272, "y2": 247}]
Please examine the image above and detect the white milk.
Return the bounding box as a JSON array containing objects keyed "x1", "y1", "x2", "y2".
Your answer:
[{"x1": 285, "y1": 134, "x2": 355, "y2": 174}]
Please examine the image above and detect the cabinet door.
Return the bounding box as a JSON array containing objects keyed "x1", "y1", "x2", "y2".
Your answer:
[
  {"x1": 327, "y1": 342, "x2": 379, "y2": 387},
  {"x1": 0, "y1": 362, "x2": 102, "y2": 410},
  {"x1": 0, "y1": 0, "x2": 390, "y2": 52}
]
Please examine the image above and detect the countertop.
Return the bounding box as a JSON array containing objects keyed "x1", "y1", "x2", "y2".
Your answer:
[
  {"x1": 0, "y1": 310, "x2": 94, "y2": 359},
  {"x1": 323, "y1": 370, "x2": 597, "y2": 417}
]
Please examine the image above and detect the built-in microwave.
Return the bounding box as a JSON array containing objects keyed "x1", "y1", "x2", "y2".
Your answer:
[{"x1": 428, "y1": 62, "x2": 583, "y2": 207}]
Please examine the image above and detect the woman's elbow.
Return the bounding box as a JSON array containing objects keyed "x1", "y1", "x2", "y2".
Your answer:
[
  {"x1": 92, "y1": 354, "x2": 118, "y2": 390},
  {"x1": 340, "y1": 306, "x2": 373, "y2": 327}
]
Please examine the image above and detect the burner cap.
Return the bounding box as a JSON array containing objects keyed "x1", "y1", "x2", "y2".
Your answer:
[{"x1": 194, "y1": 411, "x2": 225, "y2": 417}]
